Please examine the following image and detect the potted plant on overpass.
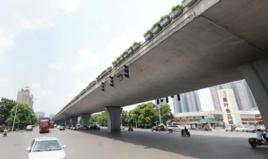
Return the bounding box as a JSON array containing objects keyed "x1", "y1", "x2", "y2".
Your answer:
[
  {"x1": 151, "y1": 22, "x2": 162, "y2": 35},
  {"x1": 170, "y1": 4, "x2": 183, "y2": 20},
  {"x1": 144, "y1": 30, "x2": 153, "y2": 41},
  {"x1": 132, "y1": 42, "x2": 141, "y2": 51},
  {"x1": 160, "y1": 15, "x2": 171, "y2": 28},
  {"x1": 182, "y1": 0, "x2": 198, "y2": 8}
]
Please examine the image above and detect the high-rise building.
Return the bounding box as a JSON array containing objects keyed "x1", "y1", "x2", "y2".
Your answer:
[
  {"x1": 16, "y1": 87, "x2": 34, "y2": 108},
  {"x1": 210, "y1": 80, "x2": 257, "y2": 111},
  {"x1": 218, "y1": 89, "x2": 242, "y2": 125},
  {"x1": 172, "y1": 91, "x2": 202, "y2": 113}
]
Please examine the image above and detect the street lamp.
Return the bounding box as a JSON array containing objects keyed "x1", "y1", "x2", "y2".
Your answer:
[
  {"x1": 158, "y1": 107, "x2": 162, "y2": 124},
  {"x1": 11, "y1": 104, "x2": 19, "y2": 132}
]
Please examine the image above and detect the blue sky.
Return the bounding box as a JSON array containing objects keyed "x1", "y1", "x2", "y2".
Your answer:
[{"x1": 0, "y1": 0, "x2": 215, "y2": 115}]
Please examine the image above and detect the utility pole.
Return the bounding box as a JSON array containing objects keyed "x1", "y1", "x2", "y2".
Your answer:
[
  {"x1": 158, "y1": 107, "x2": 162, "y2": 124},
  {"x1": 12, "y1": 104, "x2": 19, "y2": 132}
]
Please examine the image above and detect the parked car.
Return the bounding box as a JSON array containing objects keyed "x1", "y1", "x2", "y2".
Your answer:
[
  {"x1": 75, "y1": 124, "x2": 81, "y2": 130},
  {"x1": 246, "y1": 125, "x2": 256, "y2": 133},
  {"x1": 89, "y1": 124, "x2": 100, "y2": 130},
  {"x1": 26, "y1": 137, "x2": 66, "y2": 159},
  {"x1": 26, "y1": 125, "x2": 33, "y2": 131},
  {"x1": 235, "y1": 125, "x2": 248, "y2": 132},
  {"x1": 80, "y1": 125, "x2": 90, "y2": 130},
  {"x1": 70, "y1": 126, "x2": 76, "y2": 130},
  {"x1": 58, "y1": 125, "x2": 65, "y2": 131}
]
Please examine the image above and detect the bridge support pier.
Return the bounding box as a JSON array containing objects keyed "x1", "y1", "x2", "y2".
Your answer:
[
  {"x1": 80, "y1": 114, "x2": 90, "y2": 127},
  {"x1": 105, "y1": 107, "x2": 122, "y2": 133},
  {"x1": 71, "y1": 117, "x2": 78, "y2": 127},
  {"x1": 65, "y1": 119, "x2": 71, "y2": 127},
  {"x1": 239, "y1": 58, "x2": 268, "y2": 129}
]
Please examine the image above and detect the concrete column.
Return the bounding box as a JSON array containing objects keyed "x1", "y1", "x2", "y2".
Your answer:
[
  {"x1": 65, "y1": 119, "x2": 69, "y2": 127},
  {"x1": 80, "y1": 114, "x2": 90, "y2": 127},
  {"x1": 71, "y1": 117, "x2": 78, "y2": 127},
  {"x1": 105, "y1": 107, "x2": 122, "y2": 133},
  {"x1": 239, "y1": 58, "x2": 268, "y2": 129}
]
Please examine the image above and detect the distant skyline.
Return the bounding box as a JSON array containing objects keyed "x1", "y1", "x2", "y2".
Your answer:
[{"x1": 0, "y1": 0, "x2": 183, "y2": 114}]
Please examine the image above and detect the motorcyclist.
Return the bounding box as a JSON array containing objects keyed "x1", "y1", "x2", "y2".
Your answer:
[
  {"x1": 256, "y1": 129, "x2": 267, "y2": 143},
  {"x1": 128, "y1": 125, "x2": 133, "y2": 132},
  {"x1": 3, "y1": 128, "x2": 7, "y2": 137},
  {"x1": 181, "y1": 126, "x2": 190, "y2": 136}
]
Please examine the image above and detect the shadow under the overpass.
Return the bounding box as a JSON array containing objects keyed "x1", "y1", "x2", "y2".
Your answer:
[{"x1": 76, "y1": 128, "x2": 268, "y2": 159}]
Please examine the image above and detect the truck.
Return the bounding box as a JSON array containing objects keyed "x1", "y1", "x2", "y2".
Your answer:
[{"x1": 39, "y1": 118, "x2": 50, "y2": 133}]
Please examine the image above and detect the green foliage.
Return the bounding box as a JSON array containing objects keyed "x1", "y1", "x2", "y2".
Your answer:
[
  {"x1": 124, "y1": 103, "x2": 174, "y2": 128},
  {"x1": 121, "y1": 111, "x2": 129, "y2": 126},
  {"x1": 89, "y1": 112, "x2": 107, "y2": 126},
  {"x1": 6, "y1": 103, "x2": 37, "y2": 129},
  {"x1": 144, "y1": 30, "x2": 152, "y2": 36},
  {"x1": 127, "y1": 103, "x2": 159, "y2": 128},
  {"x1": 159, "y1": 104, "x2": 174, "y2": 124},
  {"x1": 152, "y1": 22, "x2": 161, "y2": 28},
  {"x1": 0, "y1": 98, "x2": 17, "y2": 125},
  {"x1": 171, "y1": 4, "x2": 182, "y2": 11},
  {"x1": 160, "y1": 15, "x2": 169, "y2": 21}
]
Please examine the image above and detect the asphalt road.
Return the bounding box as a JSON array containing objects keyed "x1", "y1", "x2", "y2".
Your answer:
[{"x1": 0, "y1": 127, "x2": 267, "y2": 159}]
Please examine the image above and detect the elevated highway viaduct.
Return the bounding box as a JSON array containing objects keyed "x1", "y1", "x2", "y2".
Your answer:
[{"x1": 54, "y1": 0, "x2": 268, "y2": 132}]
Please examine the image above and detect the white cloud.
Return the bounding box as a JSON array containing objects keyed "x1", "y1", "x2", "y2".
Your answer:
[
  {"x1": 68, "y1": 80, "x2": 88, "y2": 100},
  {"x1": 0, "y1": 76, "x2": 8, "y2": 82},
  {"x1": 15, "y1": 15, "x2": 55, "y2": 31},
  {"x1": 48, "y1": 63, "x2": 66, "y2": 71},
  {"x1": 0, "y1": 0, "x2": 81, "y2": 56},
  {"x1": 40, "y1": 0, "x2": 81, "y2": 15},
  {"x1": 71, "y1": 48, "x2": 99, "y2": 73},
  {"x1": 29, "y1": 83, "x2": 53, "y2": 111},
  {"x1": 101, "y1": 24, "x2": 111, "y2": 33},
  {"x1": 0, "y1": 28, "x2": 14, "y2": 55},
  {"x1": 106, "y1": 31, "x2": 143, "y2": 60},
  {"x1": 30, "y1": 83, "x2": 52, "y2": 99}
]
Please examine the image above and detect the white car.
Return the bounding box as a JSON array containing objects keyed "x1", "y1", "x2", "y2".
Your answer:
[
  {"x1": 167, "y1": 125, "x2": 181, "y2": 132},
  {"x1": 26, "y1": 125, "x2": 33, "y2": 131},
  {"x1": 235, "y1": 125, "x2": 247, "y2": 132},
  {"x1": 26, "y1": 137, "x2": 66, "y2": 159}
]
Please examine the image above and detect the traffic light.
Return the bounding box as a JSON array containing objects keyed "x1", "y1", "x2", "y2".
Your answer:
[
  {"x1": 166, "y1": 97, "x2": 169, "y2": 103},
  {"x1": 101, "y1": 82, "x2": 105, "y2": 91},
  {"x1": 123, "y1": 65, "x2": 129, "y2": 78},
  {"x1": 109, "y1": 76, "x2": 114, "y2": 87},
  {"x1": 177, "y1": 94, "x2": 181, "y2": 101}
]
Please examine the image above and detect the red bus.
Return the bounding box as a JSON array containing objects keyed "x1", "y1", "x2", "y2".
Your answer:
[{"x1": 39, "y1": 118, "x2": 50, "y2": 133}]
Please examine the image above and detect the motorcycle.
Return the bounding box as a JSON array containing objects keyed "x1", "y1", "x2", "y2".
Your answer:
[
  {"x1": 181, "y1": 129, "x2": 190, "y2": 137},
  {"x1": 2, "y1": 131, "x2": 7, "y2": 137},
  {"x1": 128, "y1": 127, "x2": 133, "y2": 132},
  {"x1": 248, "y1": 134, "x2": 268, "y2": 149}
]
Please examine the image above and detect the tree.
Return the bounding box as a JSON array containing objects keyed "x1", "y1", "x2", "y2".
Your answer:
[
  {"x1": 89, "y1": 112, "x2": 107, "y2": 126},
  {"x1": 0, "y1": 98, "x2": 17, "y2": 125},
  {"x1": 6, "y1": 103, "x2": 37, "y2": 129},
  {"x1": 159, "y1": 104, "x2": 174, "y2": 124},
  {"x1": 121, "y1": 111, "x2": 128, "y2": 126},
  {"x1": 127, "y1": 103, "x2": 158, "y2": 128}
]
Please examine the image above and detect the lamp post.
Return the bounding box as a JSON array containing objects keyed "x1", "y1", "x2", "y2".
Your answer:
[
  {"x1": 158, "y1": 107, "x2": 162, "y2": 124},
  {"x1": 12, "y1": 104, "x2": 19, "y2": 132}
]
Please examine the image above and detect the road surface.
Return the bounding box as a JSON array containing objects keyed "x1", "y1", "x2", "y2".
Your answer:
[{"x1": 0, "y1": 127, "x2": 267, "y2": 159}]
